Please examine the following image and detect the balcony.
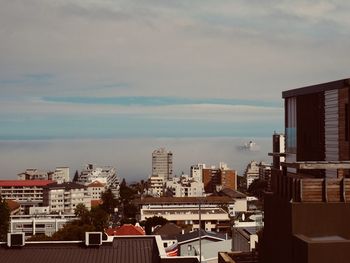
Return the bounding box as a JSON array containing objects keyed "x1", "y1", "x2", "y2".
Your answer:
[{"x1": 272, "y1": 162, "x2": 350, "y2": 203}]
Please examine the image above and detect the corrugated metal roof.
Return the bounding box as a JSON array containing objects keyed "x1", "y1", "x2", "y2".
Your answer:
[{"x1": 0, "y1": 237, "x2": 160, "y2": 263}]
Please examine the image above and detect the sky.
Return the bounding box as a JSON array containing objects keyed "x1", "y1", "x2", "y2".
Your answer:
[{"x1": 1, "y1": 0, "x2": 350, "y2": 180}]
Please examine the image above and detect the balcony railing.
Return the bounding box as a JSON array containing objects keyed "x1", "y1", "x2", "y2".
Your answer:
[{"x1": 271, "y1": 167, "x2": 350, "y2": 202}]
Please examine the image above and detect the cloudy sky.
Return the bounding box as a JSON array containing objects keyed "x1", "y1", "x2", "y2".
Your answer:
[{"x1": 1, "y1": 0, "x2": 350, "y2": 179}]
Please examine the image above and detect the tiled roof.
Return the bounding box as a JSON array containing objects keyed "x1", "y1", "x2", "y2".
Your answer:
[
  {"x1": 219, "y1": 188, "x2": 246, "y2": 198},
  {"x1": 91, "y1": 199, "x2": 103, "y2": 207},
  {"x1": 87, "y1": 181, "x2": 105, "y2": 188},
  {"x1": 0, "y1": 237, "x2": 159, "y2": 263},
  {"x1": 106, "y1": 224, "x2": 145, "y2": 236},
  {"x1": 153, "y1": 223, "x2": 183, "y2": 239},
  {"x1": 5, "y1": 200, "x2": 20, "y2": 212},
  {"x1": 0, "y1": 180, "x2": 53, "y2": 187}
]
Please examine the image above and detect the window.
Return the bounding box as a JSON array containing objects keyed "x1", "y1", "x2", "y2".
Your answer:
[
  {"x1": 286, "y1": 97, "x2": 297, "y2": 153},
  {"x1": 346, "y1": 103, "x2": 349, "y2": 142}
]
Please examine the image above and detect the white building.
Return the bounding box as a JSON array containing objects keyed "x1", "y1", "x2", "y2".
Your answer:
[
  {"x1": 165, "y1": 175, "x2": 204, "y2": 197},
  {"x1": 10, "y1": 214, "x2": 78, "y2": 237},
  {"x1": 87, "y1": 181, "x2": 106, "y2": 200},
  {"x1": 147, "y1": 176, "x2": 164, "y2": 197},
  {"x1": 152, "y1": 148, "x2": 173, "y2": 181},
  {"x1": 43, "y1": 182, "x2": 92, "y2": 214},
  {"x1": 0, "y1": 180, "x2": 53, "y2": 214},
  {"x1": 244, "y1": 161, "x2": 260, "y2": 190},
  {"x1": 18, "y1": 169, "x2": 48, "y2": 181},
  {"x1": 137, "y1": 196, "x2": 240, "y2": 232},
  {"x1": 18, "y1": 167, "x2": 70, "y2": 183},
  {"x1": 76, "y1": 164, "x2": 119, "y2": 198},
  {"x1": 51, "y1": 167, "x2": 70, "y2": 183},
  {"x1": 190, "y1": 163, "x2": 206, "y2": 183}
]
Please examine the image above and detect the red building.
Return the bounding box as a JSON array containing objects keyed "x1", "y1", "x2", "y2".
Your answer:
[{"x1": 202, "y1": 163, "x2": 237, "y2": 193}]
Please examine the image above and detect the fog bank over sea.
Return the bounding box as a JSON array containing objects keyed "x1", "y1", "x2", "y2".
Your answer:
[{"x1": 0, "y1": 137, "x2": 272, "y2": 182}]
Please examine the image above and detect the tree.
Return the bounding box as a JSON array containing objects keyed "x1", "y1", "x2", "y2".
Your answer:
[
  {"x1": 52, "y1": 221, "x2": 94, "y2": 241},
  {"x1": 0, "y1": 197, "x2": 10, "y2": 242},
  {"x1": 101, "y1": 188, "x2": 119, "y2": 214},
  {"x1": 143, "y1": 216, "x2": 168, "y2": 235},
  {"x1": 90, "y1": 206, "x2": 109, "y2": 231},
  {"x1": 74, "y1": 203, "x2": 90, "y2": 224},
  {"x1": 72, "y1": 170, "x2": 79, "y2": 183},
  {"x1": 248, "y1": 179, "x2": 268, "y2": 199}
]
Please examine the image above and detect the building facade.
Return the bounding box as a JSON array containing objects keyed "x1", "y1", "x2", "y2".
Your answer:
[
  {"x1": 202, "y1": 163, "x2": 237, "y2": 193},
  {"x1": 136, "y1": 196, "x2": 245, "y2": 232},
  {"x1": 152, "y1": 148, "x2": 173, "y2": 181},
  {"x1": 262, "y1": 79, "x2": 350, "y2": 263},
  {"x1": 0, "y1": 180, "x2": 53, "y2": 214},
  {"x1": 43, "y1": 182, "x2": 91, "y2": 214}
]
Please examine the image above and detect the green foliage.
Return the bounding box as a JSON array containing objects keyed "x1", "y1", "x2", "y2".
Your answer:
[
  {"x1": 0, "y1": 197, "x2": 10, "y2": 242},
  {"x1": 52, "y1": 221, "x2": 95, "y2": 241},
  {"x1": 248, "y1": 179, "x2": 268, "y2": 198},
  {"x1": 49, "y1": 203, "x2": 109, "y2": 241},
  {"x1": 101, "y1": 188, "x2": 119, "y2": 214},
  {"x1": 74, "y1": 203, "x2": 90, "y2": 224},
  {"x1": 143, "y1": 216, "x2": 168, "y2": 235},
  {"x1": 90, "y1": 206, "x2": 109, "y2": 231}
]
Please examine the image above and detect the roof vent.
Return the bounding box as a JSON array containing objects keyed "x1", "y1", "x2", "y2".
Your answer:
[
  {"x1": 85, "y1": 232, "x2": 102, "y2": 246},
  {"x1": 7, "y1": 233, "x2": 25, "y2": 247}
]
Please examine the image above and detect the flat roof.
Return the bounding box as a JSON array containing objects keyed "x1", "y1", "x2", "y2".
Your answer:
[
  {"x1": 282, "y1": 78, "x2": 350, "y2": 98},
  {"x1": 135, "y1": 196, "x2": 235, "y2": 205},
  {"x1": 0, "y1": 180, "x2": 53, "y2": 187}
]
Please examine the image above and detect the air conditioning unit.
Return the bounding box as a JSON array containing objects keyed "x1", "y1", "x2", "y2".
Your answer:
[
  {"x1": 7, "y1": 233, "x2": 25, "y2": 247},
  {"x1": 85, "y1": 232, "x2": 102, "y2": 246}
]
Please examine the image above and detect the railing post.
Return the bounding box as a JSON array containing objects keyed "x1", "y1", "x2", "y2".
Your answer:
[{"x1": 323, "y1": 179, "x2": 328, "y2": 203}]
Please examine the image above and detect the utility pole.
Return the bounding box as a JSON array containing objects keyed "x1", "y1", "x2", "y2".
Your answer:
[{"x1": 198, "y1": 199, "x2": 202, "y2": 263}]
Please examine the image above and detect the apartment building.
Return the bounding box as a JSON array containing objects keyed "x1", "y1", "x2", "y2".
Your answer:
[
  {"x1": 87, "y1": 180, "x2": 106, "y2": 200},
  {"x1": 147, "y1": 176, "x2": 164, "y2": 197},
  {"x1": 43, "y1": 182, "x2": 91, "y2": 214},
  {"x1": 152, "y1": 148, "x2": 173, "y2": 181},
  {"x1": 165, "y1": 175, "x2": 204, "y2": 197},
  {"x1": 262, "y1": 79, "x2": 350, "y2": 263},
  {"x1": 0, "y1": 180, "x2": 53, "y2": 214},
  {"x1": 190, "y1": 163, "x2": 206, "y2": 183},
  {"x1": 18, "y1": 167, "x2": 69, "y2": 183},
  {"x1": 202, "y1": 162, "x2": 237, "y2": 193},
  {"x1": 10, "y1": 214, "x2": 77, "y2": 237},
  {"x1": 243, "y1": 161, "x2": 260, "y2": 190},
  {"x1": 75, "y1": 164, "x2": 119, "y2": 198},
  {"x1": 136, "y1": 196, "x2": 246, "y2": 232}
]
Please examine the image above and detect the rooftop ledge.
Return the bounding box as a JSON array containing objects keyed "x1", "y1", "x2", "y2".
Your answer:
[{"x1": 281, "y1": 161, "x2": 350, "y2": 170}]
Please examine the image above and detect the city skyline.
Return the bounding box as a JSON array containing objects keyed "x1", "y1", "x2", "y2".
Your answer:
[{"x1": 2, "y1": 1, "x2": 350, "y2": 183}]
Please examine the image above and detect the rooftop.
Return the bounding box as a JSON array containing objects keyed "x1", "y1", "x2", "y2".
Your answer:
[
  {"x1": 0, "y1": 236, "x2": 199, "y2": 263},
  {"x1": 0, "y1": 180, "x2": 53, "y2": 187},
  {"x1": 282, "y1": 78, "x2": 350, "y2": 98},
  {"x1": 106, "y1": 224, "x2": 145, "y2": 236},
  {"x1": 136, "y1": 196, "x2": 235, "y2": 205}
]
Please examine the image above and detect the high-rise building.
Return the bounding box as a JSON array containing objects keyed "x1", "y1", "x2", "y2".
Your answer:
[{"x1": 152, "y1": 148, "x2": 173, "y2": 181}]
